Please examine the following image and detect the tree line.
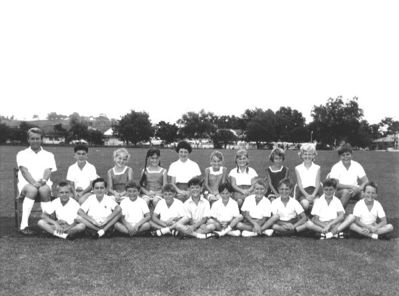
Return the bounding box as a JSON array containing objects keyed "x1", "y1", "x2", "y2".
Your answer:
[{"x1": 1, "y1": 97, "x2": 398, "y2": 149}]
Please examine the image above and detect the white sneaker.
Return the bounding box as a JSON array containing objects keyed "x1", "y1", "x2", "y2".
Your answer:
[
  {"x1": 54, "y1": 232, "x2": 68, "y2": 239},
  {"x1": 97, "y1": 229, "x2": 105, "y2": 238},
  {"x1": 263, "y1": 229, "x2": 274, "y2": 237},
  {"x1": 241, "y1": 230, "x2": 258, "y2": 237},
  {"x1": 325, "y1": 232, "x2": 333, "y2": 239},
  {"x1": 227, "y1": 230, "x2": 241, "y2": 237},
  {"x1": 371, "y1": 233, "x2": 379, "y2": 240}
]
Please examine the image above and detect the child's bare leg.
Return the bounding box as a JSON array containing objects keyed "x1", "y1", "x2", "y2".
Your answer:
[
  {"x1": 67, "y1": 223, "x2": 85, "y2": 237},
  {"x1": 75, "y1": 216, "x2": 100, "y2": 231},
  {"x1": 305, "y1": 220, "x2": 323, "y2": 233},
  {"x1": 335, "y1": 214, "x2": 356, "y2": 233},
  {"x1": 37, "y1": 219, "x2": 56, "y2": 235},
  {"x1": 236, "y1": 221, "x2": 253, "y2": 231},
  {"x1": 349, "y1": 223, "x2": 373, "y2": 238},
  {"x1": 376, "y1": 224, "x2": 394, "y2": 235},
  {"x1": 338, "y1": 189, "x2": 352, "y2": 208},
  {"x1": 114, "y1": 222, "x2": 129, "y2": 234}
]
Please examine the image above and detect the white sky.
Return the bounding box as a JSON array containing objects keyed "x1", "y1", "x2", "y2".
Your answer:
[{"x1": 1, "y1": 1, "x2": 398, "y2": 125}]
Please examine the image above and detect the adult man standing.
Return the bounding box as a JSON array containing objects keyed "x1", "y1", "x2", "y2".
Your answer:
[{"x1": 17, "y1": 127, "x2": 57, "y2": 234}]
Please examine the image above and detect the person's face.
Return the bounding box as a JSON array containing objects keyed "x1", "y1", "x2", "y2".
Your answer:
[
  {"x1": 115, "y1": 154, "x2": 128, "y2": 167},
  {"x1": 189, "y1": 184, "x2": 202, "y2": 198},
  {"x1": 93, "y1": 181, "x2": 106, "y2": 198},
  {"x1": 58, "y1": 186, "x2": 72, "y2": 203},
  {"x1": 126, "y1": 187, "x2": 139, "y2": 201},
  {"x1": 254, "y1": 184, "x2": 266, "y2": 198},
  {"x1": 363, "y1": 185, "x2": 377, "y2": 202},
  {"x1": 210, "y1": 156, "x2": 222, "y2": 170},
  {"x1": 301, "y1": 151, "x2": 315, "y2": 162},
  {"x1": 74, "y1": 150, "x2": 88, "y2": 164},
  {"x1": 163, "y1": 191, "x2": 176, "y2": 206},
  {"x1": 236, "y1": 155, "x2": 248, "y2": 167},
  {"x1": 272, "y1": 155, "x2": 283, "y2": 166},
  {"x1": 178, "y1": 148, "x2": 189, "y2": 162},
  {"x1": 340, "y1": 152, "x2": 352, "y2": 165},
  {"x1": 148, "y1": 153, "x2": 160, "y2": 167},
  {"x1": 323, "y1": 186, "x2": 335, "y2": 198},
  {"x1": 220, "y1": 188, "x2": 232, "y2": 202},
  {"x1": 278, "y1": 183, "x2": 291, "y2": 198},
  {"x1": 28, "y1": 132, "x2": 42, "y2": 150}
]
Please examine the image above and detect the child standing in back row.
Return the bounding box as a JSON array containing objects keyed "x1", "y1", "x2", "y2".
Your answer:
[
  {"x1": 140, "y1": 148, "x2": 167, "y2": 208},
  {"x1": 107, "y1": 148, "x2": 134, "y2": 203},
  {"x1": 228, "y1": 149, "x2": 258, "y2": 207},
  {"x1": 265, "y1": 148, "x2": 289, "y2": 200},
  {"x1": 204, "y1": 151, "x2": 227, "y2": 203}
]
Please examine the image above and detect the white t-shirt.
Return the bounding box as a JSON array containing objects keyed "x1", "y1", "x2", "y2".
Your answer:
[
  {"x1": 120, "y1": 197, "x2": 149, "y2": 225},
  {"x1": 167, "y1": 159, "x2": 201, "y2": 183},
  {"x1": 329, "y1": 160, "x2": 366, "y2": 187},
  {"x1": 228, "y1": 167, "x2": 258, "y2": 186},
  {"x1": 295, "y1": 162, "x2": 320, "y2": 188},
  {"x1": 80, "y1": 194, "x2": 118, "y2": 224},
  {"x1": 16, "y1": 147, "x2": 57, "y2": 191},
  {"x1": 183, "y1": 196, "x2": 211, "y2": 222},
  {"x1": 210, "y1": 198, "x2": 240, "y2": 223},
  {"x1": 241, "y1": 195, "x2": 272, "y2": 220},
  {"x1": 271, "y1": 197, "x2": 304, "y2": 221},
  {"x1": 353, "y1": 199, "x2": 386, "y2": 225},
  {"x1": 154, "y1": 198, "x2": 185, "y2": 222},
  {"x1": 66, "y1": 161, "x2": 98, "y2": 190},
  {"x1": 311, "y1": 195, "x2": 345, "y2": 222},
  {"x1": 45, "y1": 198, "x2": 80, "y2": 225}
]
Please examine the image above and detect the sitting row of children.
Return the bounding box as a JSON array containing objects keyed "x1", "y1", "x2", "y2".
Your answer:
[{"x1": 38, "y1": 176, "x2": 393, "y2": 240}]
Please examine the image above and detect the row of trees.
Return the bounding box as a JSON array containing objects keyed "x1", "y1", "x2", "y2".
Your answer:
[{"x1": 1, "y1": 97, "x2": 398, "y2": 148}]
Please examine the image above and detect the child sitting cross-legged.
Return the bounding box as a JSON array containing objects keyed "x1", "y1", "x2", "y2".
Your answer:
[{"x1": 114, "y1": 182, "x2": 151, "y2": 237}]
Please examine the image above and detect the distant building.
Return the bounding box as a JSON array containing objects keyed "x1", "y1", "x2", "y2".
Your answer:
[
  {"x1": 104, "y1": 128, "x2": 124, "y2": 146},
  {"x1": 372, "y1": 133, "x2": 399, "y2": 150}
]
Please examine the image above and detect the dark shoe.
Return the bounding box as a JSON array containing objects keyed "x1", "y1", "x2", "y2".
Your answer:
[{"x1": 19, "y1": 228, "x2": 35, "y2": 235}]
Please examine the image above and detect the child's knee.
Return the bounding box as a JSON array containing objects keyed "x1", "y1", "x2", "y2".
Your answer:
[
  {"x1": 301, "y1": 200, "x2": 309, "y2": 210},
  {"x1": 23, "y1": 185, "x2": 39, "y2": 198},
  {"x1": 37, "y1": 219, "x2": 47, "y2": 228}
]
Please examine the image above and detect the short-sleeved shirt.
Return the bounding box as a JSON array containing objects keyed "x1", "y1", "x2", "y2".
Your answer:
[
  {"x1": 241, "y1": 195, "x2": 272, "y2": 220},
  {"x1": 272, "y1": 197, "x2": 304, "y2": 221},
  {"x1": 45, "y1": 197, "x2": 80, "y2": 225},
  {"x1": 210, "y1": 198, "x2": 240, "y2": 223},
  {"x1": 16, "y1": 147, "x2": 57, "y2": 192},
  {"x1": 228, "y1": 167, "x2": 258, "y2": 186},
  {"x1": 66, "y1": 161, "x2": 98, "y2": 190},
  {"x1": 167, "y1": 159, "x2": 201, "y2": 184},
  {"x1": 120, "y1": 197, "x2": 149, "y2": 225},
  {"x1": 80, "y1": 194, "x2": 118, "y2": 224},
  {"x1": 295, "y1": 162, "x2": 320, "y2": 188},
  {"x1": 183, "y1": 196, "x2": 211, "y2": 222},
  {"x1": 311, "y1": 195, "x2": 345, "y2": 222},
  {"x1": 353, "y1": 199, "x2": 386, "y2": 225},
  {"x1": 154, "y1": 198, "x2": 185, "y2": 222},
  {"x1": 329, "y1": 160, "x2": 366, "y2": 187}
]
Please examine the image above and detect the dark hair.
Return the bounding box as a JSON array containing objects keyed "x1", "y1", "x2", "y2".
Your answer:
[
  {"x1": 269, "y1": 148, "x2": 285, "y2": 162},
  {"x1": 57, "y1": 181, "x2": 72, "y2": 192},
  {"x1": 338, "y1": 143, "x2": 353, "y2": 155},
  {"x1": 74, "y1": 144, "x2": 89, "y2": 153},
  {"x1": 254, "y1": 178, "x2": 268, "y2": 189},
  {"x1": 92, "y1": 178, "x2": 107, "y2": 188},
  {"x1": 363, "y1": 181, "x2": 378, "y2": 193},
  {"x1": 277, "y1": 178, "x2": 292, "y2": 189},
  {"x1": 125, "y1": 181, "x2": 141, "y2": 191},
  {"x1": 140, "y1": 148, "x2": 162, "y2": 187},
  {"x1": 162, "y1": 184, "x2": 176, "y2": 193},
  {"x1": 188, "y1": 176, "x2": 202, "y2": 187},
  {"x1": 218, "y1": 182, "x2": 233, "y2": 193},
  {"x1": 175, "y1": 141, "x2": 192, "y2": 153},
  {"x1": 323, "y1": 178, "x2": 338, "y2": 189}
]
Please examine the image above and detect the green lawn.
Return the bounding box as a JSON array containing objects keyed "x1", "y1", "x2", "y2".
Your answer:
[{"x1": 0, "y1": 146, "x2": 398, "y2": 295}]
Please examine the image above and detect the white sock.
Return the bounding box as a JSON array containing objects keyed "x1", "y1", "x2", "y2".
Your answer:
[
  {"x1": 227, "y1": 230, "x2": 241, "y2": 237},
  {"x1": 263, "y1": 229, "x2": 274, "y2": 237},
  {"x1": 241, "y1": 230, "x2": 258, "y2": 237},
  {"x1": 325, "y1": 232, "x2": 333, "y2": 239},
  {"x1": 371, "y1": 233, "x2": 378, "y2": 240},
  {"x1": 160, "y1": 227, "x2": 171, "y2": 235},
  {"x1": 53, "y1": 231, "x2": 68, "y2": 239},
  {"x1": 20, "y1": 198, "x2": 35, "y2": 230},
  {"x1": 41, "y1": 201, "x2": 52, "y2": 214},
  {"x1": 194, "y1": 233, "x2": 207, "y2": 239},
  {"x1": 97, "y1": 229, "x2": 105, "y2": 237}
]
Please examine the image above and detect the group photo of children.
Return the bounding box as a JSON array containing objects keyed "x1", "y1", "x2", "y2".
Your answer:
[{"x1": 17, "y1": 127, "x2": 394, "y2": 241}]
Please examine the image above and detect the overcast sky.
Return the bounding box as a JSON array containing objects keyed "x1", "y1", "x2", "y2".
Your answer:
[{"x1": 1, "y1": 1, "x2": 398, "y2": 125}]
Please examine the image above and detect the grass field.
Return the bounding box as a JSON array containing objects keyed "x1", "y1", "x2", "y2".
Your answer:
[{"x1": 1, "y1": 146, "x2": 399, "y2": 296}]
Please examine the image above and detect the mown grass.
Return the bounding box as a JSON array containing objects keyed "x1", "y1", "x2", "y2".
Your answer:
[{"x1": 0, "y1": 145, "x2": 399, "y2": 295}]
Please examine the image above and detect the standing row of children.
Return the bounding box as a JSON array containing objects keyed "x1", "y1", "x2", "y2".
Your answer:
[{"x1": 17, "y1": 128, "x2": 393, "y2": 240}]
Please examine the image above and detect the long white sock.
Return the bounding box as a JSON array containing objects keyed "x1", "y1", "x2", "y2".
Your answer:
[{"x1": 20, "y1": 198, "x2": 35, "y2": 230}]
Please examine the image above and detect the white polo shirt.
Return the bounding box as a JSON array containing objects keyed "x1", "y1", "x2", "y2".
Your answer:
[
  {"x1": 329, "y1": 160, "x2": 366, "y2": 187},
  {"x1": 241, "y1": 195, "x2": 272, "y2": 220},
  {"x1": 210, "y1": 198, "x2": 240, "y2": 223},
  {"x1": 272, "y1": 197, "x2": 304, "y2": 221},
  {"x1": 120, "y1": 197, "x2": 149, "y2": 225},
  {"x1": 66, "y1": 161, "x2": 98, "y2": 190},
  {"x1": 45, "y1": 197, "x2": 80, "y2": 225},
  {"x1": 353, "y1": 199, "x2": 386, "y2": 225},
  {"x1": 295, "y1": 162, "x2": 320, "y2": 188},
  {"x1": 154, "y1": 198, "x2": 185, "y2": 222},
  {"x1": 167, "y1": 159, "x2": 201, "y2": 183},
  {"x1": 80, "y1": 194, "x2": 118, "y2": 224},
  {"x1": 228, "y1": 167, "x2": 258, "y2": 186},
  {"x1": 311, "y1": 195, "x2": 345, "y2": 222},
  {"x1": 183, "y1": 196, "x2": 211, "y2": 222},
  {"x1": 16, "y1": 147, "x2": 57, "y2": 192}
]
